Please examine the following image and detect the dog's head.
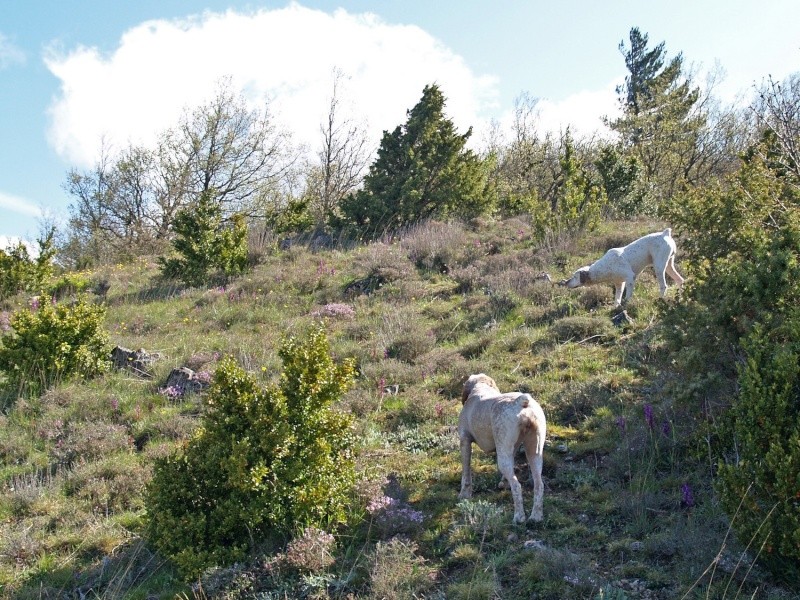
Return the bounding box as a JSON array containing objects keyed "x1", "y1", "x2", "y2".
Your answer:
[
  {"x1": 461, "y1": 373, "x2": 499, "y2": 404},
  {"x1": 559, "y1": 267, "x2": 591, "y2": 289}
]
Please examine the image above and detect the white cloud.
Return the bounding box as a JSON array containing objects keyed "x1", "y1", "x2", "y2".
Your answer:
[
  {"x1": 0, "y1": 33, "x2": 25, "y2": 69},
  {"x1": 0, "y1": 192, "x2": 42, "y2": 218},
  {"x1": 0, "y1": 235, "x2": 24, "y2": 250},
  {"x1": 477, "y1": 79, "x2": 621, "y2": 150},
  {"x1": 537, "y1": 81, "x2": 621, "y2": 140},
  {"x1": 44, "y1": 3, "x2": 499, "y2": 167}
]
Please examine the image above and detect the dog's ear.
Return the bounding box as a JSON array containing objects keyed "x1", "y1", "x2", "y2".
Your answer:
[
  {"x1": 579, "y1": 269, "x2": 591, "y2": 285},
  {"x1": 461, "y1": 377, "x2": 473, "y2": 404}
]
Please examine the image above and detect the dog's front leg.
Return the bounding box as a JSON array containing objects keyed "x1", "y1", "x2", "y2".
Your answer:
[
  {"x1": 614, "y1": 281, "x2": 626, "y2": 306},
  {"x1": 623, "y1": 275, "x2": 636, "y2": 303},
  {"x1": 458, "y1": 436, "x2": 474, "y2": 499}
]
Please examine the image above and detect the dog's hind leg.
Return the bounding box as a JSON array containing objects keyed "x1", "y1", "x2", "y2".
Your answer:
[
  {"x1": 458, "y1": 437, "x2": 474, "y2": 499},
  {"x1": 666, "y1": 254, "x2": 684, "y2": 288},
  {"x1": 655, "y1": 261, "x2": 670, "y2": 297},
  {"x1": 497, "y1": 449, "x2": 526, "y2": 524},
  {"x1": 523, "y1": 435, "x2": 544, "y2": 522}
]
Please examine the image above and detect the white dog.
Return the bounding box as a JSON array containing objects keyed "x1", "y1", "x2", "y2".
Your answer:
[
  {"x1": 458, "y1": 374, "x2": 546, "y2": 524},
  {"x1": 559, "y1": 228, "x2": 685, "y2": 306}
]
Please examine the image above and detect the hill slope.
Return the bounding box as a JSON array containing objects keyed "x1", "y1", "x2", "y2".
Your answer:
[{"x1": 0, "y1": 218, "x2": 792, "y2": 599}]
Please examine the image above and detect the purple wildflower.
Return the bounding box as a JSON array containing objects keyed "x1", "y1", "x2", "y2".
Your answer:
[
  {"x1": 661, "y1": 419, "x2": 672, "y2": 437},
  {"x1": 196, "y1": 370, "x2": 212, "y2": 384},
  {"x1": 681, "y1": 483, "x2": 695, "y2": 508},
  {"x1": 643, "y1": 404, "x2": 655, "y2": 430},
  {"x1": 368, "y1": 494, "x2": 425, "y2": 534},
  {"x1": 616, "y1": 415, "x2": 627, "y2": 433},
  {"x1": 367, "y1": 495, "x2": 395, "y2": 515},
  {"x1": 110, "y1": 398, "x2": 119, "y2": 411},
  {"x1": 159, "y1": 385, "x2": 184, "y2": 400},
  {"x1": 310, "y1": 303, "x2": 355, "y2": 319}
]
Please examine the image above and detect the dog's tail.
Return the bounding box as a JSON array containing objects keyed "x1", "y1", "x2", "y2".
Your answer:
[
  {"x1": 516, "y1": 394, "x2": 531, "y2": 408},
  {"x1": 663, "y1": 227, "x2": 672, "y2": 238}
]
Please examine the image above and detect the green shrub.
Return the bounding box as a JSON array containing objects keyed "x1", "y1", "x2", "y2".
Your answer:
[
  {"x1": 0, "y1": 230, "x2": 56, "y2": 300},
  {"x1": 46, "y1": 272, "x2": 92, "y2": 300},
  {"x1": 159, "y1": 191, "x2": 249, "y2": 286},
  {"x1": 716, "y1": 316, "x2": 800, "y2": 584},
  {"x1": 0, "y1": 294, "x2": 110, "y2": 398},
  {"x1": 145, "y1": 328, "x2": 356, "y2": 579}
]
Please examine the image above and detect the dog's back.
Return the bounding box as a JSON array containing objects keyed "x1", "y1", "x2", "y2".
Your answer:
[
  {"x1": 461, "y1": 391, "x2": 539, "y2": 453},
  {"x1": 620, "y1": 228, "x2": 675, "y2": 275}
]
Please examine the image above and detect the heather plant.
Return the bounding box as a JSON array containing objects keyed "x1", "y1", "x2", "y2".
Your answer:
[
  {"x1": 399, "y1": 219, "x2": 471, "y2": 272},
  {"x1": 145, "y1": 327, "x2": 356, "y2": 578},
  {"x1": 367, "y1": 494, "x2": 425, "y2": 537},
  {"x1": 0, "y1": 294, "x2": 110, "y2": 399},
  {"x1": 282, "y1": 527, "x2": 337, "y2": 573}
]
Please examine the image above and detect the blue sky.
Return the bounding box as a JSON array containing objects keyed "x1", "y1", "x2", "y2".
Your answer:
[{"x1": 1, "y1": 0, "x2": 798, "y2": 247}]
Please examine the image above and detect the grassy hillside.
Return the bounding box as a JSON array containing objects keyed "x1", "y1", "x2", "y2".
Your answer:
[{"x1": 0, "y1": 218, "x2": 793, "y2": 599}]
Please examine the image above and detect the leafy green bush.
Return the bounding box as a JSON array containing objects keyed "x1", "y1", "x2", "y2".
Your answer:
[
  {"x1": 662, "y1": 150, "x2": 800, "y2": 583},
  {"x1": 145, "y1": 328, "x2": 356, "y2": 579},
  {"x1": 0, "y1": 230, "x2": 56, "y2": 300},
  {"x1": 46, "y1": 272, "x2": 92, "y2": 300},
  {"x1": 159, "y1": 191, "x2": 249, "y2": 286},
  {"x1": 716, "y1": 316, "x2": 800, "y2": 583},
  {"x1": 0, "y1": 294, "x2": 110, "y2": 398}
]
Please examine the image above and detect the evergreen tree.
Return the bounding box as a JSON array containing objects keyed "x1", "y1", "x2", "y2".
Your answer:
[
  {"x1": 610, "y1": 27, "x2": 704, "y2": 209},
  {"x1": 341, "y1": 84, "x2": 494, "y2": 236},
  {"x1": 159, "y1": 191, "x2": 249, "y2": 286}
]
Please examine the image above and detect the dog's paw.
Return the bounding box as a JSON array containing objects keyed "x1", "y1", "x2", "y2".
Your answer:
[
  {"x1": 512, "y1": 513, "x2": 526, "y2": 525},
  {"x1": 528, "y1": 512, "x2": 543, "y2": 523}
]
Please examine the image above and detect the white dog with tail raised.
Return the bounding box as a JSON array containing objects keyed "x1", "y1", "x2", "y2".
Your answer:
[
  {"x1": 459, "y1": 374, "x2": 546, "y2": 524},
  {"x1": 559, "y1": 228, "x2": 685, "y2": 306}
]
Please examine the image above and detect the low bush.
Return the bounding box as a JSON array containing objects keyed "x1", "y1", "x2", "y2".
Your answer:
[
  {"x1": 0, "y1": 294, "x2": 110, "y2": 399},
  {"x1": 0, "y1": 230, "x2": 56, "y2": 300},
  {"x1": 716, "y1": 316, "x2": 800, "y2": 584},
  {"x1": 159, "y1": 191, "x2": 249, "y2": 286},
  {"x1": 145, "y1": 327, "x2": 356, "y2": 579}
]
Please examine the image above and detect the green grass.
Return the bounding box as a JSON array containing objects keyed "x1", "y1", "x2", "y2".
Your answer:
[{"x1": 0, "y1": 217, "x2": 793, "y2": 599}]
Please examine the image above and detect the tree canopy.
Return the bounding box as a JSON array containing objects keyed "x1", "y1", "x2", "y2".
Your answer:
[
  {"x1": 340, "y1": 84, "x2": 494, "y2": 236},
  {"x1": 609, "y1": 27, "x2": 705, "y2": 209}
]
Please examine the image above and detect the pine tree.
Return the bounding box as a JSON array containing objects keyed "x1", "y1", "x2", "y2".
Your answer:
[
  {"x1": 159, "y1": 191, "x2": 248, "y2": 286},
  {"x1": 610, "y1": 28, "x2": 704, "y2": 209},
  {"x1": 341, "y1": 84, "x2": 494, "y2": 236}
]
